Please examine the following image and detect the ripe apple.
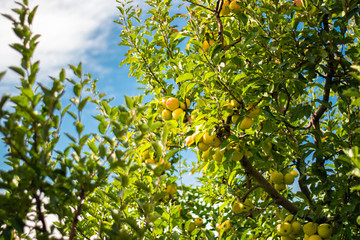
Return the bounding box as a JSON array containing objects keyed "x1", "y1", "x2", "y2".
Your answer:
[
  {"x1": 172, "y1": 108, "x2": 184, "y2": 120},
  {"x1": 166, "y1": 97, "x2": 180, "y2": 111},
  {"x1": 290, "y1": 169, "x2": 299, "y2": 177},
  {"x1": 185, "y1": 135, "x2": 194, "y2": 147},
  {"x1": 294, "y1": 0, "x2": 303, "y2": 7},
  {"x1": 303, "y1": 222, "x2": 318, "y2": 236},
  {"x1": 162, "y1": 109, "x2": 172, "y2": 120},
  {"x1": 317, "y1": 223, "x2": 332, "y2": 238},
  {"x1": 284, "y1": 173, "x2": 295, "y2": 185},
  {"x1": 239, "y1": 116, "x2": 253, "y2": 130},
  {"x1": 229, "y1": 0, "x2": 242, "y2": 14},
  {"x1": 145, "y1": 158, "x2": 155, "y2": 164}
]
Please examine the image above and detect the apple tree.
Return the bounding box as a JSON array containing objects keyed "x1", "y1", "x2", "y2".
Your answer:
[{"x1": 0, "y1": 0, "x2": 360, "y2": 239}]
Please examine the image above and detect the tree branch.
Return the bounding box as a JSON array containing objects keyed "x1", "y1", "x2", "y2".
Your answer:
[{"x1": 239, "y1": 156, "x2": 299, "y2": 214}]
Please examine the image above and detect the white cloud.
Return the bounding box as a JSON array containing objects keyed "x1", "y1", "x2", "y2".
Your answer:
[{"x1": 0, "y1": 0, "x2": 119, "y2": 92}]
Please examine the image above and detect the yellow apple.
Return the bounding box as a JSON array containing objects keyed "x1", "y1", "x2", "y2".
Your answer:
[
  {"x1": 212, "y1": 137, "x2": 222, "y2": 147},
  {"x1": 271, "y1": 171, "x2": 284, "y2": 184},
  {"x1": 230, "y1": 99, "x2": 240, "y2": 108},
  {"x1": 142, "y1": 149, "x2": 150, "y2": 159},
  {"x1": 284, "y1": 173, "x2": 295, "y2": 185},
  {"x1": 203, "y1": 132, "x2": 216, "y2": 145},
  {"x1": 172, "y1": 108, "x2": 184, "y2": 120},
  {"x1": 166, "y1": 97, "x2": 180, "y2": 111},
  {"x1": 317, "y1": 223, "x2": 332, "y2": 238},
  {"x1": 166, "y1": 185, "x2": 177, "y2": 195},
  {"x1": 275, "y1": 183, "x2": 286, "y2": 191},
  {"x1": 198, "y1": 142, "x2": 210, "y2": 151},
  {"x1": 185, "y1": 135, "x2": 194, "y2": 147},
  {"x1": 308, "y1": 235, "x2": 322, "y2": 240},
  {"x1": 145, "y1": 158, "x2": 155, "y2": 164},
  {"x1": 220, "y1": 0, "x2": 231, "y2": 16},
  {"x1": 276, "y1": 222, "x2": 293, "y2": 236},
  {"x1": 162, "y1": 109, "x2": 172, "y2": 120},
  {"x1": 246, "y1": 105, "x2": 260, "y2": 117},
  {"x1": 303, "y1": 222, "x2": 318, "y2": 236},
  {"x1": 290, "y1": 170, "x2": 299, "y2": 177},
  {"x1": 188, "y1": 222, "x2": 195, "y2": 232},
  {"x1": 194, "y1": 217, "x2": 203, "y2": 226},
  {"x1": 239, "y1": 116, "x2": 253, "y2": 130},
  {"x1": 229, "y1": 0, "x2": 242, "y2": 14},
  {"x1": 232, "y1": 149, "x2": 244, "y2": 161},
  {"x1": 232, "y1": 114, "x2": 240, "y2": 124},
  {"x1": 214, "y1": 147, "x2": 225, "y2": 162},
  {"x1": 202, "y1": 149, "x2": 210, "y2": 161},
  {"x1": 203, "y1": 40, "x2": 210, "y2": 51},
  {"x1": 291, "y1": 221, "x2": 303, "y2": 235},
  {"x1": 232, "y1": 201, "x2": 244, "y2": 214}
]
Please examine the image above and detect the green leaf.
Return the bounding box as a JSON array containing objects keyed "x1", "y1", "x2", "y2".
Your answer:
[
  {"x1": 9, "y1": 66, "x2": 25, "y2": 77},
  {"x1": 176, "y1": 73, "x2": 193, "y2": 83},
  {"x1": 125, "y1": 95, "x2": 134, "y2": 109},
  {"x1": 0, "y1": 71, "x2": 6, "y2": 80}
]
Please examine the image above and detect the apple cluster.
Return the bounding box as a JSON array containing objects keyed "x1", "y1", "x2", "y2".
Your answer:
[
  {"x1": 276, "y1": 215, "x2": 303, "y2": 239},
  {"x1": 160, "y1": 97, "x2": 190, "y2": 121},
  {"x1": 303, "y1": 222, "x2": 333, "y2": 240},
  {"x1": 229, "y1": 101, "x2": 260, "y2": 130},
  {"x1": 270, "y1": 170, "x2": 298, "y2": 192},
  {"x1": 276, "y1": 216, "x2": 333, "y2": 240}
]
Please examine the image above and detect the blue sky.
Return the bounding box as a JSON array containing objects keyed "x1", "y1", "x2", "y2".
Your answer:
[{"x1": 0, "y1": 0, "x2": 201, "y2": 185}]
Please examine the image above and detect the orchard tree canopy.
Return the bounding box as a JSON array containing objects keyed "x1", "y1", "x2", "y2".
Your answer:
[{"x1": 1, "y1": 0, "x2": 360, "y2": 239}]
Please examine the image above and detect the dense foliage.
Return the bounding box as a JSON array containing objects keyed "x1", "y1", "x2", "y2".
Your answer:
[{"x1": 0, "y1": 0, "x2": 360, "y2": 239}]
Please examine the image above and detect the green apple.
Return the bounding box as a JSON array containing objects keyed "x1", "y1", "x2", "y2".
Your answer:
[
  {"x1": 203, "y1": 131, "x2": 216, "y2": 145},
  {"x1": 271, "y1": 171, "x2": 284, "y2": 184},
  {"x1": 162, "y1": 109, "x2": 172, "y2": 120},
  {"x1": 284, "y1": 173, "x2": 295, "y2": 185},
  {"x1": 198, "y1": 142, "x2": 210, "y2": 151},
  {"x1": 303, "y1": 222, "x2": 318, "y2": 236},
  {"x1": 275, "y1": 183, "x2": 286, "y2": 191},
  {"x1": 317, "y1": 223, "x2": 332, "y2": 238},
  {"x1": 246, "y1": 104, "x2": 260, "y2": 117},
  {"x1": 276, "y1": 222, "x2": 293, "y2": 236},
  {"x1": 239, "y1": 116, "x2": 253, "y2": 130},
  {"x1": 232, "y1": 149, "x2": 243, "y2": 161}
]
